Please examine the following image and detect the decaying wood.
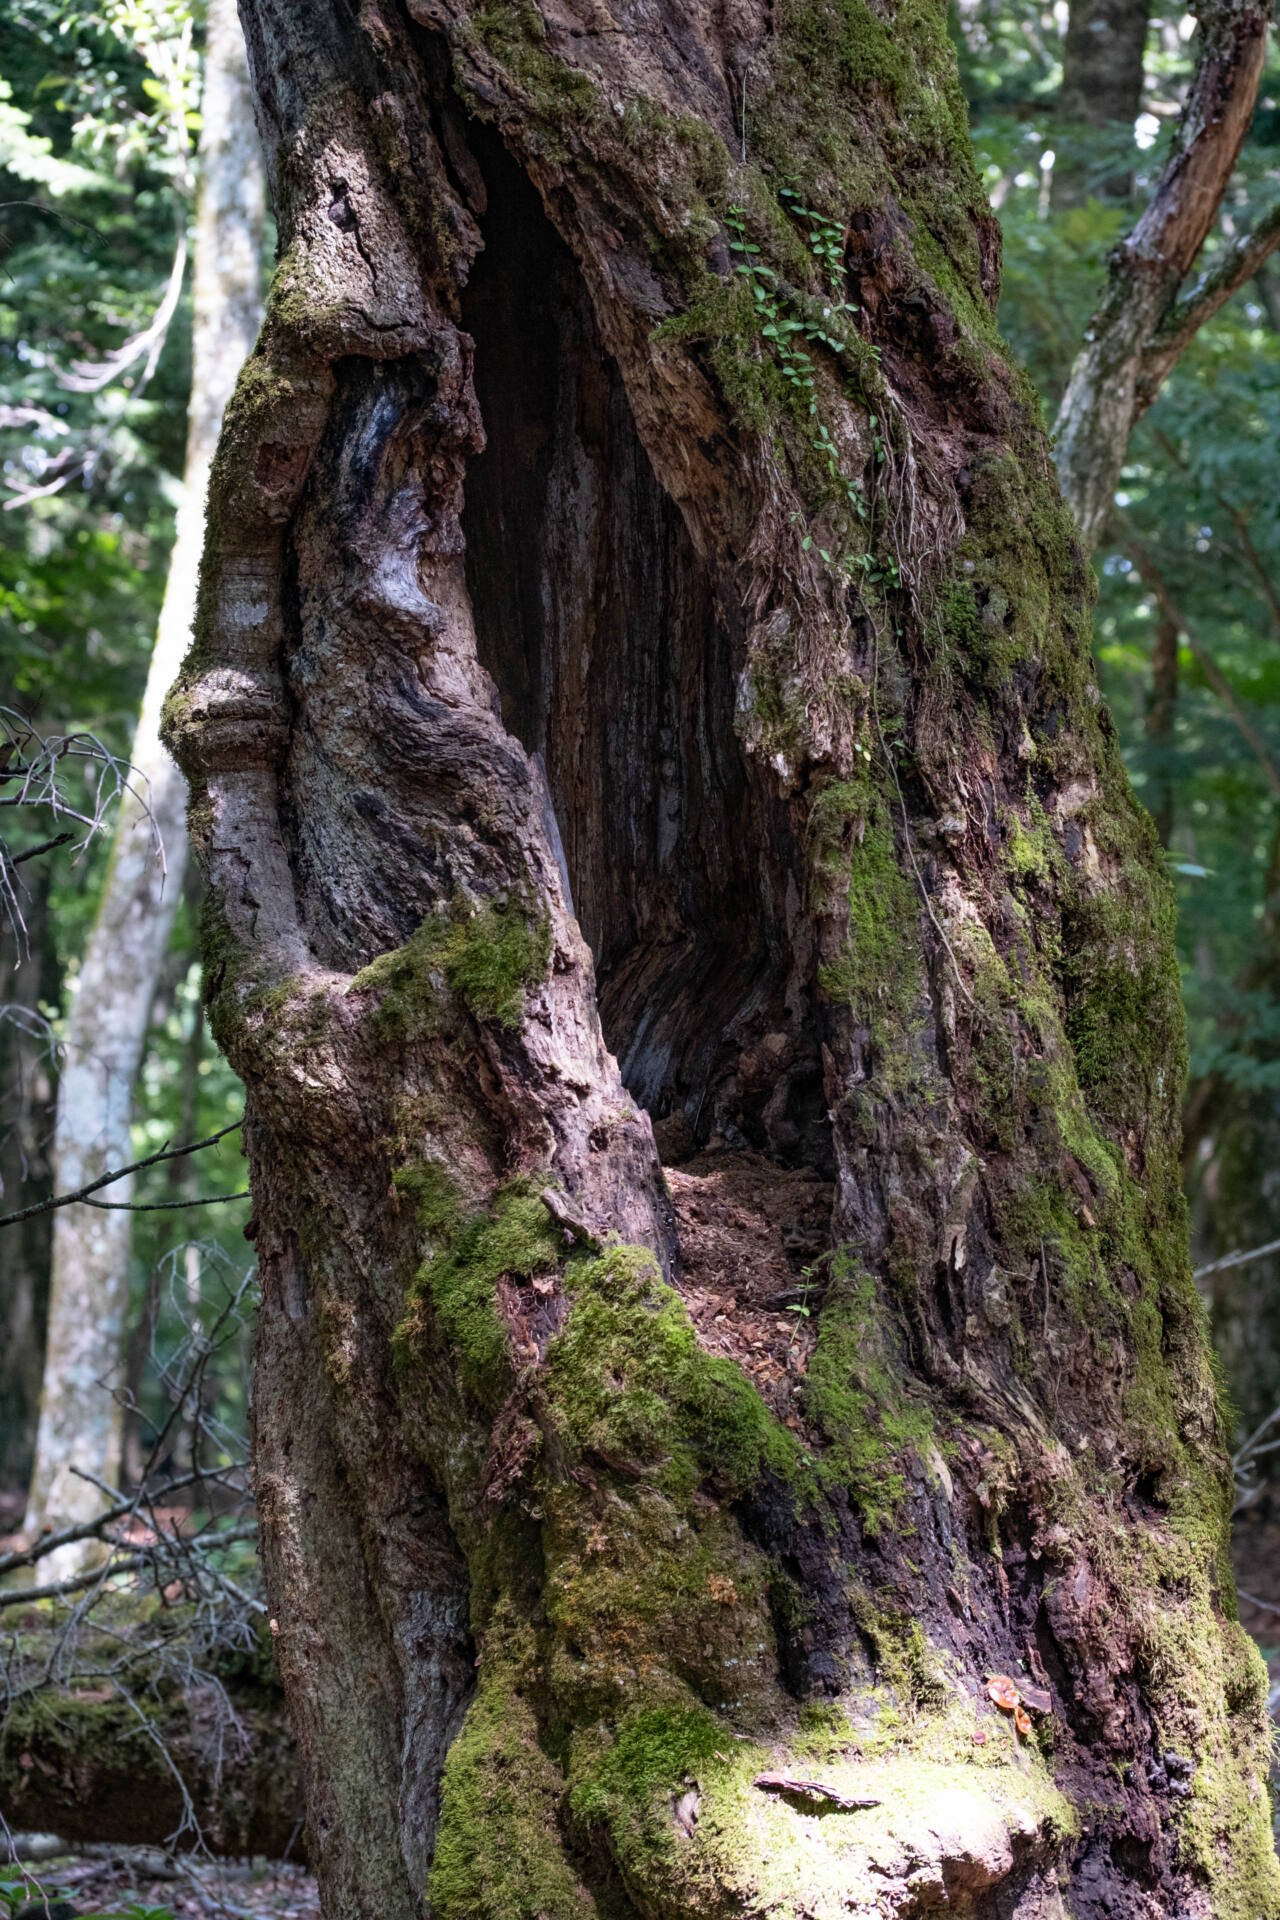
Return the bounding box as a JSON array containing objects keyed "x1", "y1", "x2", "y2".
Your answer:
[{"x1": 163, "y1": 0, "x2": 1280, "y2": 1910}]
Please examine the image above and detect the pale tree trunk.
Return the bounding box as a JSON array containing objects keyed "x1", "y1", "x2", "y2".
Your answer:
[
  {"x1": 24, "y1": 0, "x2": 265, "y2": 1558},
  {"x1": 168, "y1": 0, "x2": 1280, "y2": 1913}
]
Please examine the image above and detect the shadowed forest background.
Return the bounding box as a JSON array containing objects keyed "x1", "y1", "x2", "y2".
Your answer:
[{"x1": 6, "y1": 0, "x2": 1280, "y2": 1906}]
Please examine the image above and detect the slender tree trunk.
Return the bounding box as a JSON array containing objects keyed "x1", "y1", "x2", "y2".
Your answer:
[
  {"x1": 0, "y1": 864, "x2": 61, "y2": 1496},
  {"x1": 1144, "y1": 613, "x2": 1178, "y2": 848},
  {"x1": 168, "y1": 0, "x2": 1280, "y2": 1912},
  {"x1": 1055, "y1": 0, "x2": 1150, "y2": 204},
  {"x1": 1187, "y1": 820, "x2": 1280, "y2": 1444},
  {"x1": 24, "y1": 0, "x2": 265, "y2": 1558}
]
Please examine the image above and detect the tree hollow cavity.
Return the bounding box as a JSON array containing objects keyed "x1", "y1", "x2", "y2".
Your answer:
[{"x1": 460, "y1": 130, "x2": 831, "y2": 1175}]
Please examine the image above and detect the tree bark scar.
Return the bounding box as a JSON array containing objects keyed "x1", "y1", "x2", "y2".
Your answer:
[{"x1": 173, "y1": 0, "x2": 1280, "y2": 1909}]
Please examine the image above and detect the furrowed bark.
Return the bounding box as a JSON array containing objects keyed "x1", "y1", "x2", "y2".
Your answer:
[
  {"x1": 24, "y1": 0, "x2": 265, "y2": 1564},
  {"x1": 1054, "y1": 0, "x2": 1270, "y2": 551},
  {"x1": 168, "y1": 0, "x2": 1280, "y2": 1913}
]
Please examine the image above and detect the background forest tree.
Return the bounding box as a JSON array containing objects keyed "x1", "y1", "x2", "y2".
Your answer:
[{"x1": 7, "y1": 0, "x2": 1280, "y2": 1911}]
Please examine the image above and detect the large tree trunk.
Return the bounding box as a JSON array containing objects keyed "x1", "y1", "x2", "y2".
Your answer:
[
  {"x1": 24, "y1": 0, "x2": 265, "y2": 1558},
  {"x1": 167, "y1": 0, "x2": 1279, "y2": 1912}
]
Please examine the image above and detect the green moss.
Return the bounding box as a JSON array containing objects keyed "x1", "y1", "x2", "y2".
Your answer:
[
  {"x1": 848, "y1": 1595, "x2": 947, "y2": 1710},
  {"x1": 568, "y1": 1704, "x2": 729, "y2": 1843},
  {"x1": 448, "y1": 897, "x2": 553, "y2": 1027},
  {"x1": 803, "y1": 1254, "x2": 933, "y2": 1534},
  {"x1": 452, "y1": 0, "x2": 602, "y2": 156},
  {"x1": 352, "y1": 895, "x2": 552, "y2": 1038},
  {"x1": 808, "y1": 778, "x2": 925, "y2": 1071},
  {"x1": 404, "y1": 1182, "x2": 563, "y2": 1405},
  {"x1": 393, "y1": 1159, "x2": 462, "y2": 1243},
  {"x1": 1058, "y1": 866, "x2": 1183, "y2": 1130},
  {"x1": 429, "y1": 1616, "x2": 594, "y2": 1920},
  {"x1": 547, "y1": 1246, "x2": 799, "y2": 1497}
]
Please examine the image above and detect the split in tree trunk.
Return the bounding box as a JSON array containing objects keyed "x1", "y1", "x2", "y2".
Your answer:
[{"x1": 167, "y1": 0, "x2": 1280, "y2": 1912}]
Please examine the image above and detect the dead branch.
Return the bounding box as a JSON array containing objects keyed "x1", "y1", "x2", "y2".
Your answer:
[{"x1": 0, "y1": 1120, "x2": 243, "y2": 1230}]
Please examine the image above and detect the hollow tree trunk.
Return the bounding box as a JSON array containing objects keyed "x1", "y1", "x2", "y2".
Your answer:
[
  {"x1": 167, "y1": 0, "x2": 1279, "y2": 1911},
  {"x1": 24, "y1": 0, "x2": 264, "y2": 1559}
]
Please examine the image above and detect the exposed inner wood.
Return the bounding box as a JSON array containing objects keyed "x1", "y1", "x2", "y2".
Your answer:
[{"x1": 462, "y1": 132, "x2": 832, "y2": 1173}]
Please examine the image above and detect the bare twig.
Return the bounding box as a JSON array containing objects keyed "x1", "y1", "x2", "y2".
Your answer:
[
  {"x1": 7, "y1": 832, "x2": 74, "y2": 866},
  {"x1": 81, "y1": 1189, "x2": 251, "y2": 1212},
  {"x1": 1194, "y1": 1235, "x2": 1280, "y2": 1280},
  {"x1": 58, "y1": 220, "x2": 188, "y2": 399},
  {"x1": 0, "y1": 707, "x2": 162, "y2": 950},
  {"x1": 0, "y1": 1119, "x2": 243, "y2": 1230},
  {"x1": 0, "y1": 1526, "x2": 259, "y2": 1610}
]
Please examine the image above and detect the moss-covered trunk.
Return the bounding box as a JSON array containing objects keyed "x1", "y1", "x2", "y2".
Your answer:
[{"x1": 165, "y1": 0, "x2": 1279, "y2": 1911}]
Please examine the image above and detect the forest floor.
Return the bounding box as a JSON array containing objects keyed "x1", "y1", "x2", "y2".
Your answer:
[{"x1": 0, "y1": 1847, "x2": 321, "y2": 1919}]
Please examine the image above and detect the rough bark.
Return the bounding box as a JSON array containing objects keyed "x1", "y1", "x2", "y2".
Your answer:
[
  {"x1": 1053, "y1": 0, "x2": 1270, "y2": 551},
  {"x1": 23, "y1": 0, "x2": 265, "y2": 1561},
  {"x1": 167, "y1": 0, "x2": 1279, "y2": 1914}
]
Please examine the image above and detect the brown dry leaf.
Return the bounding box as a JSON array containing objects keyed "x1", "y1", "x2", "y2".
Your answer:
[
  {"x1": 987, "y1": 1675, "x2": 1020, "y2": 1711},
  {"x1": 1019, "y1": 1683, "x2": 1051, "y2": 1714},
  {"x1": 532, "y1": 1276, "x2": 555, "y2": 1297}
]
